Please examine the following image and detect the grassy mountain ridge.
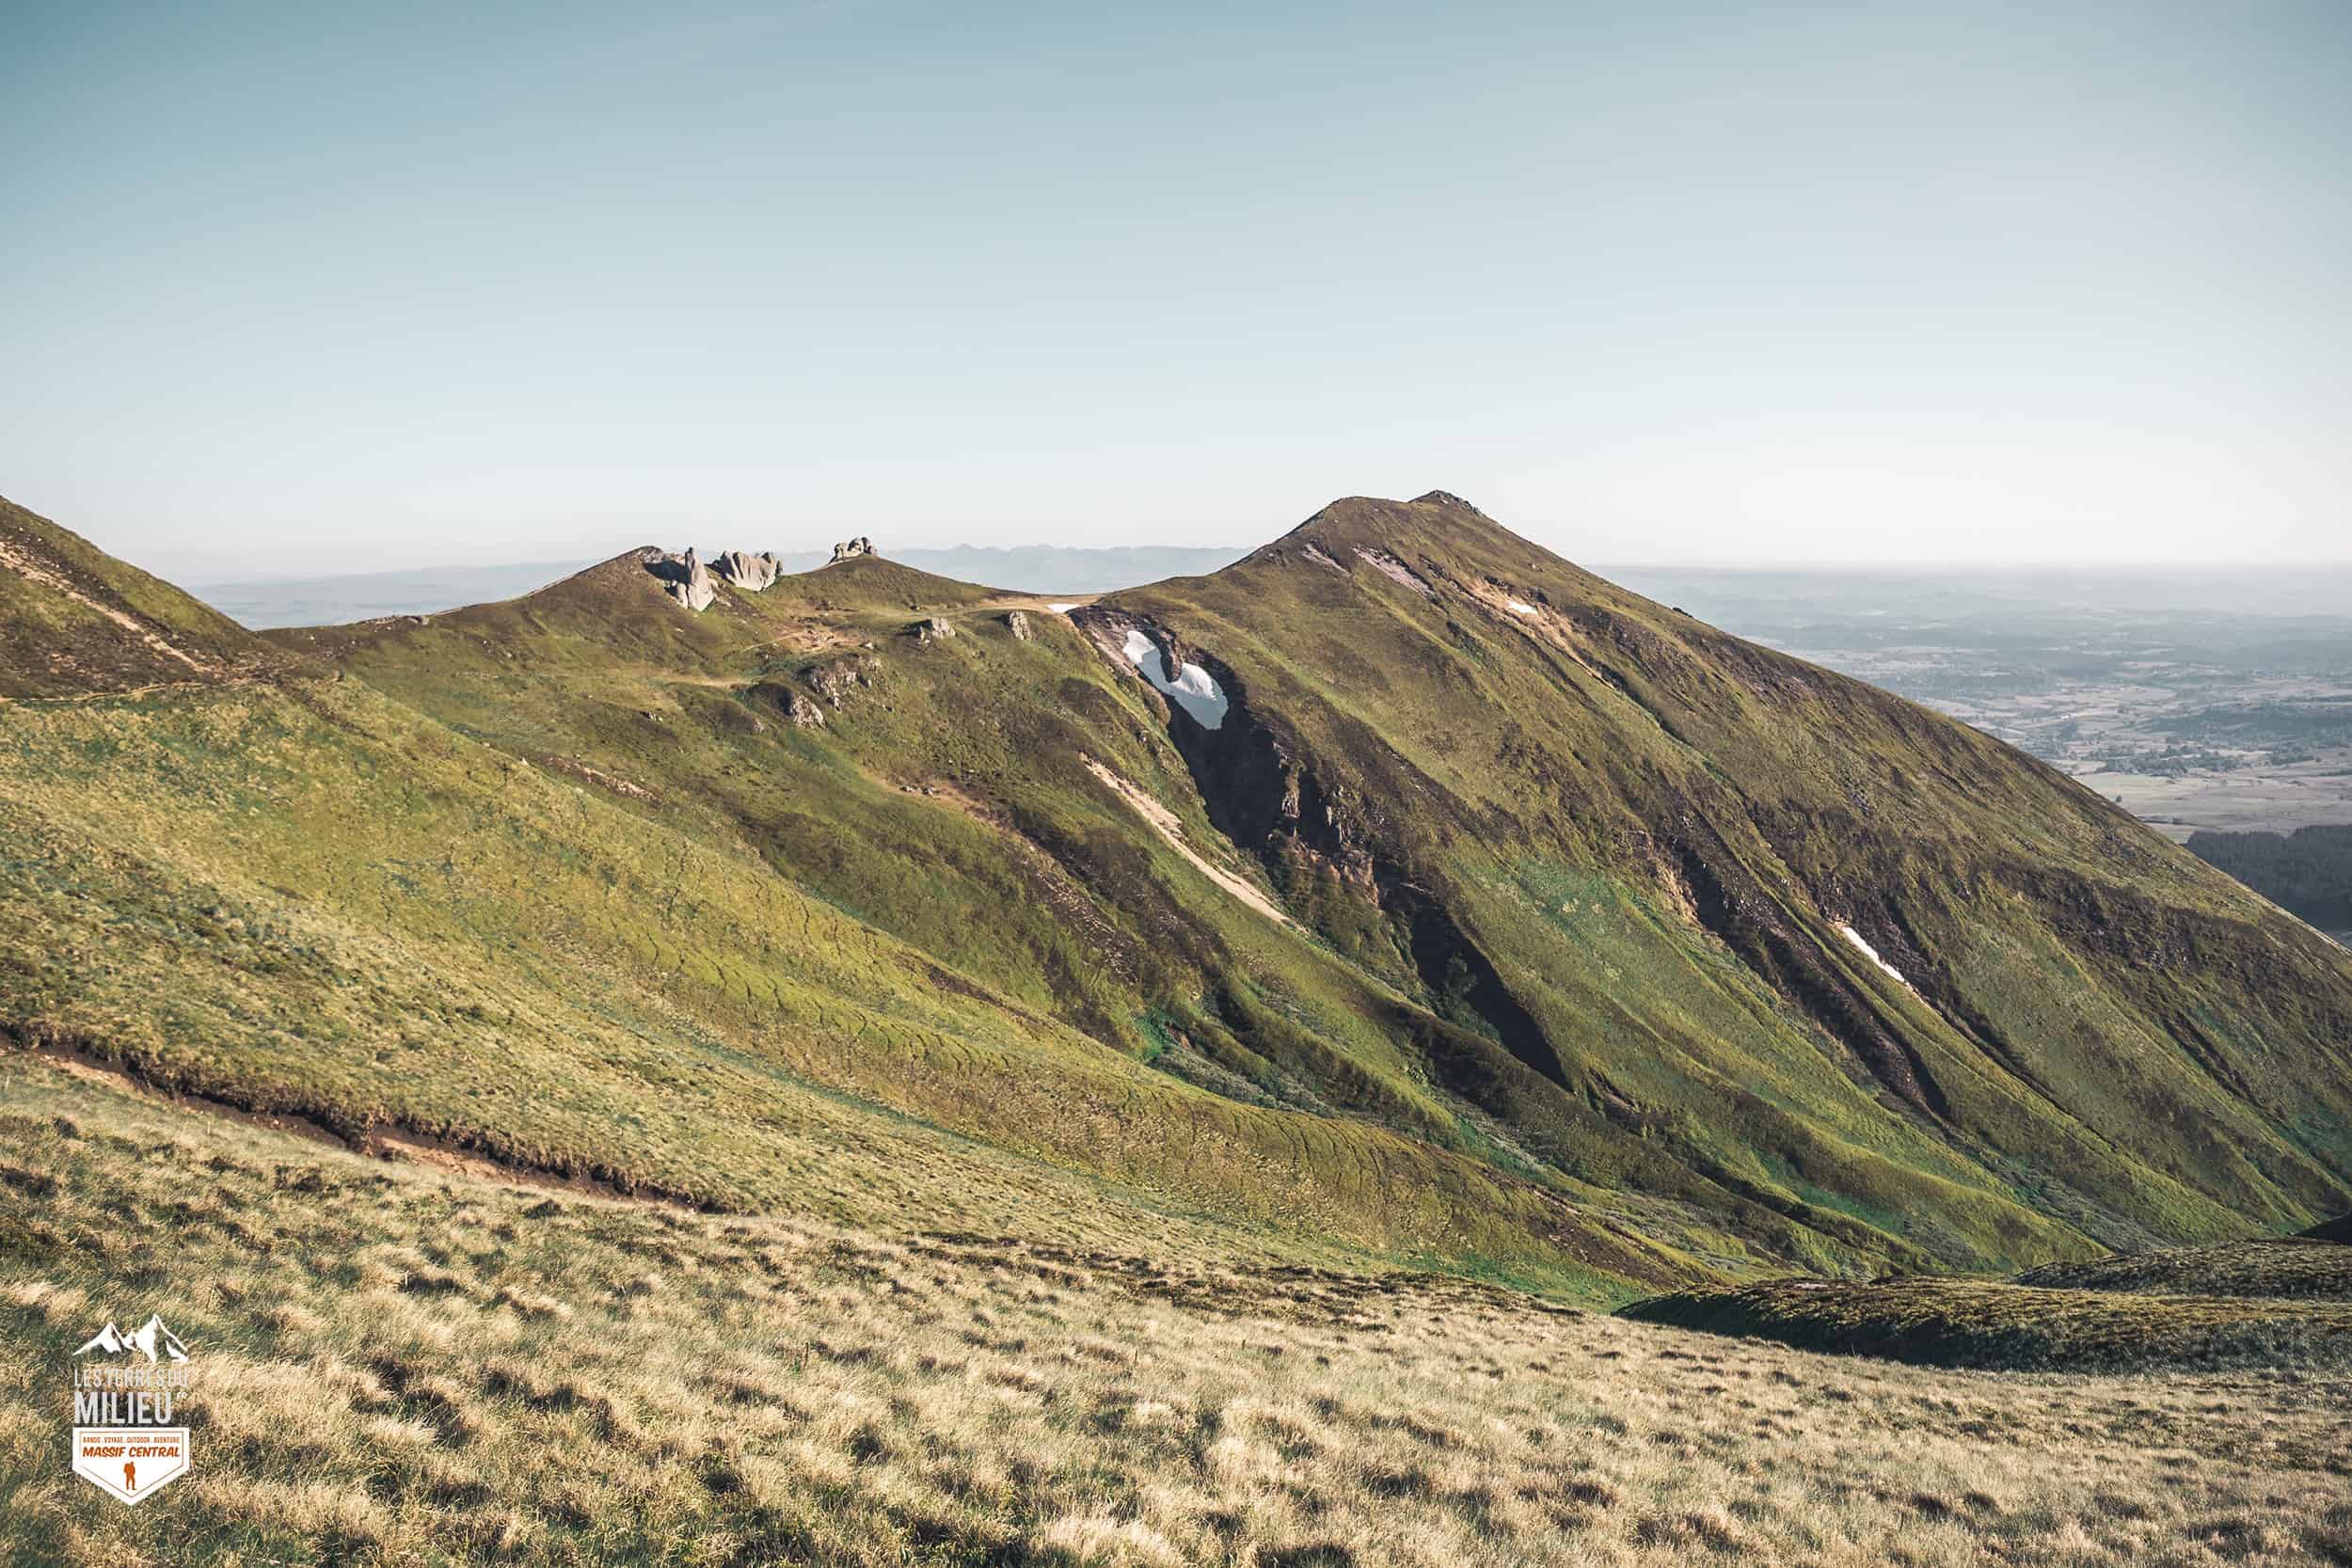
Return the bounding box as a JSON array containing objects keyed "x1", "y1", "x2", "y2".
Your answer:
[
  {"x1": 0, "y1": 497, "x2": 283, "y2": 697},
  {"x1": 4, "y1": 489, "x2": 2348, "y2": 1308}
]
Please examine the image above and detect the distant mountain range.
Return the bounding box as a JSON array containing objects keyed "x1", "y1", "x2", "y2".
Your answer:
[
  {"x1": 188, "y1": 545, "x2": 1250, "y2": 628},
  {"x1": 184, "y1": 547, "x2": 2352, "y2": 636}
]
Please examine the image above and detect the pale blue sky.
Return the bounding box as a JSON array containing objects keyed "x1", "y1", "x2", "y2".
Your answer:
[{"x1": 5, "y1": 1, "x2": 2347, "y2": 576}]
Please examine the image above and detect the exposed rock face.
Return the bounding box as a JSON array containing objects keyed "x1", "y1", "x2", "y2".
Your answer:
[
  {"x1": 803, "y1": 651, "x2": 882, "y2": 705},
  {"x1": 1354, "y1": 547, "x2": 1435, "y2": 597},
  {"x1": 1003, "y1": 610, "x2": 1032, "y2": 641},
  {"x1": 644, "y1": 547, "x2": 715, "y2": 611},
  {"x1": 912, "y1": 617, "x2": 955, "y2": 644},
  {"x1": 784, "y1": 691, "x2": 826, "y2": 728},
  {"x1": 713, "y1": 550, "x2": 783, "y2": 592},
  {"x1": 645, "y1": 546, "x2": 785, "y2": 609},
  {"x1": 829, "y1": 537, "x2": 875, "y2": 564}
]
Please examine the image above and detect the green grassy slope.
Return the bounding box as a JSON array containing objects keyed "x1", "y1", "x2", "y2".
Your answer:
[
  {"x1": 256, "y1": 545, "x2": 1857, "y2": 1282},
  {"x1": 5, "y1": 489, "x2": 2346, "y2": 1307},
  {"x1": 0, "y1": 531, "x2": 1717, "y2": 1303},
  {"x1": 250, "y1": 531, "x2": 2031, "y2": 1280},
  {"x1": 0, "y1": 672, "x2": 1702, "y2": 1299}
]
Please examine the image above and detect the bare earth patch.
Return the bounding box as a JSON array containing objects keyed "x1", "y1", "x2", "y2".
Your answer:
[{"x1": 1083, "y1": 756, "x2": 1296, "y2": 927}]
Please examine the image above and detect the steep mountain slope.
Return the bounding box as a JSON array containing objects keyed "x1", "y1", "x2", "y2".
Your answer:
[
  {"x1": 0, "y1": 496, "x2": 282, "y2": 696},
  {"x1": 3, "y1": 490, "x2": 2345, "y2": 1307},
  {"x1": 250, "y1": 533, "x2": 1998, "y2": 1278},
  {"x1": 1097, "y1": 492, "x2": 2352, "y2": 1257},
  {"x1": 281, "y1": 494, "x2": 2352, "y2": 1269}
]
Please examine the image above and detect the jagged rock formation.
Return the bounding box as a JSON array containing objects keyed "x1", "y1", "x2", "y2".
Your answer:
[
  {"x1": 912, "y1": 617, "x2": 955, "y2": 644},
  {"x1": 713, "y1": 550, "x2": 783, "y2": 592},
  {"x1": 1003, "y1": 610, "x2": 1032, "y2": 641},
  {"x1": 644, "y1": 547, "x2": 716, "y2": 611},
  {"x1": 830, "y1": 537, "x2": 875, "y2": 564},
  {"x1": 784, "y1": 691, "x2": 826, "y2": 728},
  {"x1": 647, "y1": 546, "x2": 787, "y2": 608}
]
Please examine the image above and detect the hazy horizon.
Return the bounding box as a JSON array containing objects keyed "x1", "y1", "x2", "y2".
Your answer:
[
  {"x1": 175, "y1": 542, "x2": 2352, "y2": 589},
  {"x1": 8, "y1": 2, "x2": 2348, "y2": 576},
  {"x1": 177, "y1": 540, "x2": 2352, "y2": 632}
]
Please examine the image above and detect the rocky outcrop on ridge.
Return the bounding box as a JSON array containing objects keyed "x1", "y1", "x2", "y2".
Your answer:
[
  {"x1": 713, "y1": 550, "x2": 783, "y2": 592},
  {"x1": 644, "y1": 548, "x2": 716, "y2": 611},
  {"x1": 646, "y1": 546, "x2": 786, "y2": 610}
]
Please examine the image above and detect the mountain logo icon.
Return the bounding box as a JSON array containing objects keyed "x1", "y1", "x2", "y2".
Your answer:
[{"x1": 73, "y1": 1316, "x2": 189, "y2": 1365}]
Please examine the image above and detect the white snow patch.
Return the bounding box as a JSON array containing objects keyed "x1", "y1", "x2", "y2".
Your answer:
[
  {"x1": 1122, "y1": 627, "x2": 1229, "y2": 730},
  {"x1": 1048, "y1": 603, "x2": 1079, "y2": 614},
  {"x1": 1837, "y1": 924, "x2": 1912, "y2": 989},
  {"x1": 1506, "y1": 598, "x2": 1540, "y2": 617}
]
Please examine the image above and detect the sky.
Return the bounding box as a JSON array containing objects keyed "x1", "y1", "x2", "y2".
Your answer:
[{"x1": 4, "y1": 0, "x2": 2348, "y2": 578}]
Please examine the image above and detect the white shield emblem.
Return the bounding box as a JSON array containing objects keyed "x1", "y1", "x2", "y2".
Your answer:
[{"x1": 72, "y1": 1427, "x2": 191, "y2": 1504}]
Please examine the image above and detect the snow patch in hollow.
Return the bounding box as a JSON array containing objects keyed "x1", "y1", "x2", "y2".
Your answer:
[
  {"x1": 1122, "y1": 628, "x2": 1229, "y2": 730},
  {"x1": 1048, "y1": 603, "x2": 1079, "y2": 614},
  {"x1": 1837, "y1": 924, "x2": 1912, "y2": 989},
  {"x1": 1506, "y1": 599, "x2": 1540, "y2": 618}
]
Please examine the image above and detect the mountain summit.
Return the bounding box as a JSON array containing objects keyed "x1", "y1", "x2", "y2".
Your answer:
[{"x1": 1103, "y1": 492, "x2": 2352, "y2": 1259}]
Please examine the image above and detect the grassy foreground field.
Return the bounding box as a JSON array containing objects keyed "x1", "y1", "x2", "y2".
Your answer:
[{"x1": 6, "y1": 1062, "x2": 2350, "y2": 1568}]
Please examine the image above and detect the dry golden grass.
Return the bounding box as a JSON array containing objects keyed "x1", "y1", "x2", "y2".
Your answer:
[{"x1": 4, "y1": 1063, "x2": 2347, "y2": 1567}]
